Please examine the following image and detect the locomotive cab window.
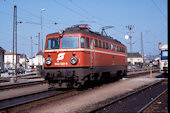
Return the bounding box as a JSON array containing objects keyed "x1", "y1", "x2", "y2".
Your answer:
[
  {"x1": 47, "y1": 38, "x2": 60, "y2": 49},
  {"x1": 62, "y1": 37, "x2": 79, "y2": 48}
]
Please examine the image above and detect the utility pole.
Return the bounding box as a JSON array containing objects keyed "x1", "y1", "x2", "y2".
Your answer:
[
  {"x1": 40, "y1": 9, "x2": 45, "y2": 70},
  {"x1": 40, "y1": 9, "x2": 45, "y2": 51},
  {"x1": 126, "y1": 25, "x2": 134, "y2": 72},
  {"x1": 13, "y1": 5, "x2": 17, "y2": 82},
  {"x1": 126, "y1": 25, "x2": 134, "y2": 53},
  {"x1": 141, "y1": 32, "x2": 145, "y2": 69},
  {"x1": 38, "y1": 33, "x2": 40, "y2": 72},
  {"x1": 30, "y1": 37, "x2": 33, "y2": 68},
  {"x1": 158, "y1": 42, "x2": 162, "y2": 70},
  {"x1": 25, "y1": 54, "x2": 26, "y2": 69},
  {"x1": 38, "y1": 33, "x2": 40, "y2": 53}
]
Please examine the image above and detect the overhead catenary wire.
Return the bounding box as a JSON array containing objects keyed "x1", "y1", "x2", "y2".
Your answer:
[
  {"x1": 3, "y1": 0, "x2": 69, "y2": 31},
  {"x1": 53, "y1": 0, "x2": 127, "y2": 40},
  {"x1": 150, "y1": 0, "x2": 167, "y2": 20},
  {"x1": 2, "y1": 0, "x2": 126, "y2": 36},
  {"x1": 69, "y1": 0, "x2": 125, "y2": 28}
]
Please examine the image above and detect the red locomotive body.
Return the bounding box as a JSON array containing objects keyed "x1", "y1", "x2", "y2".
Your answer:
[{"x1": 42, "y1": 25, "x2": 127, "y2": 88}]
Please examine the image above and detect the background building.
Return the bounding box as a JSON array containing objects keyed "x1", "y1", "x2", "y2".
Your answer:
[
  {"x1": 18, "y1": 54, "x2": 28, "y2": 68},
  {"x1": 4, "y1": 51, "x2": 28, "y2": 69},
  {"x1": 127, "y1": 52, "x2": 144, "y2": 67},
  {"x1": 0, "y1": 47, "x2": 5, "y2": 72},
  {"x1": 28, "y1": 50, "x2": 44, "y2": 69}
]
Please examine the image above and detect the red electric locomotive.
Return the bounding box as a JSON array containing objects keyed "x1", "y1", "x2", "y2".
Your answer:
[{"x1": 41, "y1": 24, "x2": 128, "y2": 88}]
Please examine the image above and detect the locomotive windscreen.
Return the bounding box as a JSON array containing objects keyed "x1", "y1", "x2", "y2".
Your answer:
[
  {"x1": 62, "y1": 37, "x2": 79, "y2": 48},
  {"x1": 161, "y1": 50, "x2": 168, "y2": 60},
  {"x1": 47, "y1": 38, "x2": 60, "y2": 49}
]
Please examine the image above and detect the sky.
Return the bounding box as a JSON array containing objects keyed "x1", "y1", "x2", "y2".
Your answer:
[{"x1": 0, "y1": 0, "x2": 168, "y2": 58}]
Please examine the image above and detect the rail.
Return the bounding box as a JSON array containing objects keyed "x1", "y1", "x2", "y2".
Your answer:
[
  {"x1": 0, "y1": 88, "x2": 75, "y2": 111},
  {"x1": 88, "y1": 79, "x2": 167, "y2": 113},
  {"x1": 137, "y1": 89, "x2": 168, "y2": 113}
]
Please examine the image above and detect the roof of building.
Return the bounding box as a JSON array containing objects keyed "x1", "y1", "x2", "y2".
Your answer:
[
  {"x1": 127, "y1": 52, "x2": 142, "y2": 58},
  {"x1": 5, "y1": 51, "x2": 26, "y2": 57},
  {"x1": 36, "y1": 50, "x2": 44, "y2": 56},
  {"x1": 18, "y1": 54, "x2": 27, "y2": 58},
  {"x1": 5, "y1": 51, "x2": 17, "y2": 55}
]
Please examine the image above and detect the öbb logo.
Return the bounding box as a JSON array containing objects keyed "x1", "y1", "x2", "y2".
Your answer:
[{"x1": 57, "y1": 53, "x2": 65, "y2": 61}]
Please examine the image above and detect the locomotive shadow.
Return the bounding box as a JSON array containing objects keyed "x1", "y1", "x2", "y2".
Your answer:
[
  {"x1": 155, "y1": 74, "x2": 168, "y2": 78},
  {"x1": 48, "y1": 87, "x2": 73, "y2": 91},
  {"x1": 79, "y1": 76, "x2": 121, "y2": 90}
]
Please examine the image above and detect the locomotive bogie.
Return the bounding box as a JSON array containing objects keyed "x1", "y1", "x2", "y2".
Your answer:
[{"x1": 43, "y1": 65, "x2": 127, "y2": 88}]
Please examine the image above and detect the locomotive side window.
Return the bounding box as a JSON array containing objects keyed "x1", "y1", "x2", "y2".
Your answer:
[
  {"x1": 108, "y1": 43, "x2": 111, "y2": 50},
  {"x1": 122, "y1": 47, "x2": 124, "y2": 52},
  {"x1": 106, "y1": 43, "x2": 109, "y2": 49},
  {"x1": 103, "y1": 42, "x2": 105, "y2": 49},
  {"x1": 86, "y1": 37, "x2": 89, "y2": 48},
  {"x1": 47, "y1": 38, "x2": 60, "y2": 49},
  {"x1": 99, "y1": 40, "x2": 102, "y2": 48},
  {"x1": 111, "y1": 44, "x2": 113, "y2": 50},
  {"x1": 62, "y1": 37, "x2": 79, "y2": 48},
  {"x1": 94, "y1": 39, "x2": 98, "y2": 47},
  {"x1": 81, "y1": 36, "x2": 85, "y2": 48},
  {"x1": 117, "y1": 46, "x2": 120, "y2": 52},
  {"x1": 113, "y1": 45, "x2": 117, "y2": 51},
  {"x1": 90, "y1": 38, "x2": 93, "y2": 49},
  {"x1": 120, "y1": 47, "x2": 122, "y2": 52},
  {"x1": 123, "y1": 48, "x2": 125, "y2": 53}
]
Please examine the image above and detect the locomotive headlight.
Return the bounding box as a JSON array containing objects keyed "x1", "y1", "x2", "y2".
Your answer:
[
  {"x1": 46, "y1": 57, "x2": 52, "y2": 65},
  {"x1": 70, "y1": 57, "x2": 77, "y2": 65},
  {"x1": 164, "y1": 61, "x2": 167, "y2": 66}
]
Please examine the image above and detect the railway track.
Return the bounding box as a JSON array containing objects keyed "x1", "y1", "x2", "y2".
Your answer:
[
  {"x1": 0, "y1": 80, "x2": 47, "y2": 90},
  {"x1": 0, "y1": 71, "x2": 165, "y2": 112},
  {"x1": 0, "y1": 68, "x2": 159, "y2": 90},
  {"x1": 138, "y1": 89, "x2": 168, "y2": 113},
  {"x1": 126, "y1": 68, "x2": 160, "y2": 78},
  {"x1": 0, "y1": 88, "x2": 77, "y2": 113},
  {"x1": 88, "y1": 79, "x2": 168, "y2": 113}
]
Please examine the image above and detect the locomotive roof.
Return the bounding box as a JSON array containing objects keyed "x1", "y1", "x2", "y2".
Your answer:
[{"x1": 47, "y1": 25, "x2": 125, "y2": 46}]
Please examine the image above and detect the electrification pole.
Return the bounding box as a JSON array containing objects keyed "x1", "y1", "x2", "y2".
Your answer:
[
  {"x1": 38, "y1": 33, "x2": 40, "y2": 72},
  {"x1": 38, "y1": 33, "x2": 40, "y2": 53},
  {"x1": 126, "y1": 25, "x2": 134, "y2": 53},
  {"x1": 158, "y1": 42, "x2": 162, "y2": 70},
  {"x1": 30, "y1": 37, "x2": 33, "y2": 68},
  {"x1": 126, "y1": 25, "x2": 134, "y2": 72},
  {"x1": 40, "y1": 9, "x2": 45, "y2": 70},
  {"x1": 141, "y1": 32, "x2": 145, "y2": 69},
  {"x1": 13, "y1": 5, "x2": 17, "y2": 82}
]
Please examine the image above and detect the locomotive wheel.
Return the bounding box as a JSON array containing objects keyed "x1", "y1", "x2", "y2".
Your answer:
[
  {"x1": 123, "y1": 70, "x2": 127, "y2": 77},
  {"x1": 48, "y1": 83, "x2": 56, "y2": 89},
  {"x1": 116, "y1": 71, "x2": 123, "y2": 80},
  {"x1": 73, "y1": 82, "x2": 82, "y2": 89}
]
